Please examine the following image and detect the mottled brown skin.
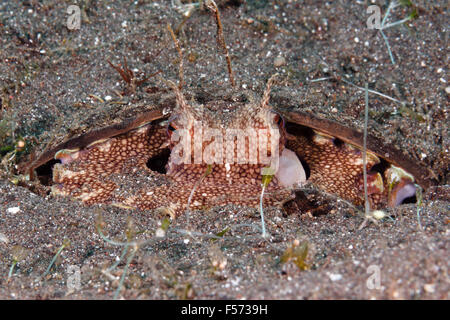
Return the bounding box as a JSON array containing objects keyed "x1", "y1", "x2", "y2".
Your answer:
[
  {"x1": 41, "y1": 82, "x2": 421, "y2": 216},
  {"x1": 288, "y1": 131, "x2": 378, "y2": 206},
  {"x1": 52, "y1": 83, "x2": 294, "y2": 215}
]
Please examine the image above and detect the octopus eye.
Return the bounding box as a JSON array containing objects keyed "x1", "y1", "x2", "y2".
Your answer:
[
  {"x1": 166, "y1": 114, "x2": 180, "y2": 137},
  {"x1": 168, "y1": 123, "x2": 177, "y2": 132},
  {"x1": 271, "y1": 111, "x2": 284, "y2": 127},
  {"x1": 167, "y1": 122, "x2": 178, "y2": 137}
]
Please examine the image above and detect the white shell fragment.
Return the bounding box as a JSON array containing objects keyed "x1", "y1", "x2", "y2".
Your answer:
[{"x1": 7, "y1": 207, "x2": 20, "y2": 214}]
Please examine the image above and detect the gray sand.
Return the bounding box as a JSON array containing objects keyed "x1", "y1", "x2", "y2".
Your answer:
[{"x1": 0, "y1": 1, "x2": 448, "y2": 299}]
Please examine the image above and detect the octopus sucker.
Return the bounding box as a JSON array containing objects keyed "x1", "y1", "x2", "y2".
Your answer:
[
  {"x1": 54, "y1": 148, "x2": 81, "y2": 164},
  {"x1": 386, "y1": 166, "x2": 417, "y2": 207},
  {"x1": 275, "y1": 148, "x2": 306, "y2": 188},
  {"x1": 363, "y1": 172, "x2": 384, "y2": 195}
]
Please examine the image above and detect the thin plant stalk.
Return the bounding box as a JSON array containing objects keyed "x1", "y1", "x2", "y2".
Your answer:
[
  {"x1": 8, "y1": 260, "x2": 17, "y2": 280},
  {"x1": 43, "y1": 242, "x2": 68, "y2": 277},
  {"x1": 363, "y1": 83, "x2": 370, "y2": 217},
  {"x1": 107, "y1": 244, "x2": 129, "y2": 272},
  {"x1": 113, "y1": 247, "x2": 137, "y2": 300},
  {"x1": 259, "y1": 183, "x2": 267, "y2": 238}
]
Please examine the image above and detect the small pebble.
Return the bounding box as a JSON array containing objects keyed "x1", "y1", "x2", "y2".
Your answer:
[
  {"x1": 446, "y1": 87, "x2": 450, "y2": 94},
  {"x1": 0, "y1": 233, "x2": 9, "y2": 244},
  {"x1": 372, "y1": 210, "x2": 386, "y2": 220},
  {"x1": 155, "y1": 228, "x2": 165, "y2": 238},
  {"x1": 328, "y1": 273, "x2": 343, "y2": 281},
  {"x1": 17, "y1": 140, "x2": 25, "y2": 149},
  {"x1": 274, "y1": 56, "x2": 286, "y2": 67},
  {"x1": 7, "y1": 207, "x2": 20, "y2": 214},
  {"x1": 424, "y1": 283, "x2": 435, "y2": 293}
]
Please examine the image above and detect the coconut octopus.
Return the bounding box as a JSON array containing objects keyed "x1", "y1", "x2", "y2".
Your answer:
[{"x1": 23, "y1": 76, "x2": 436, "y2": 218}]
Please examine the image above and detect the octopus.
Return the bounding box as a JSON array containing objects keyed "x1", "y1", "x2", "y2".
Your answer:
[{"x1": 23, "y1": 78, "x2": 437, "y2": 217}]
